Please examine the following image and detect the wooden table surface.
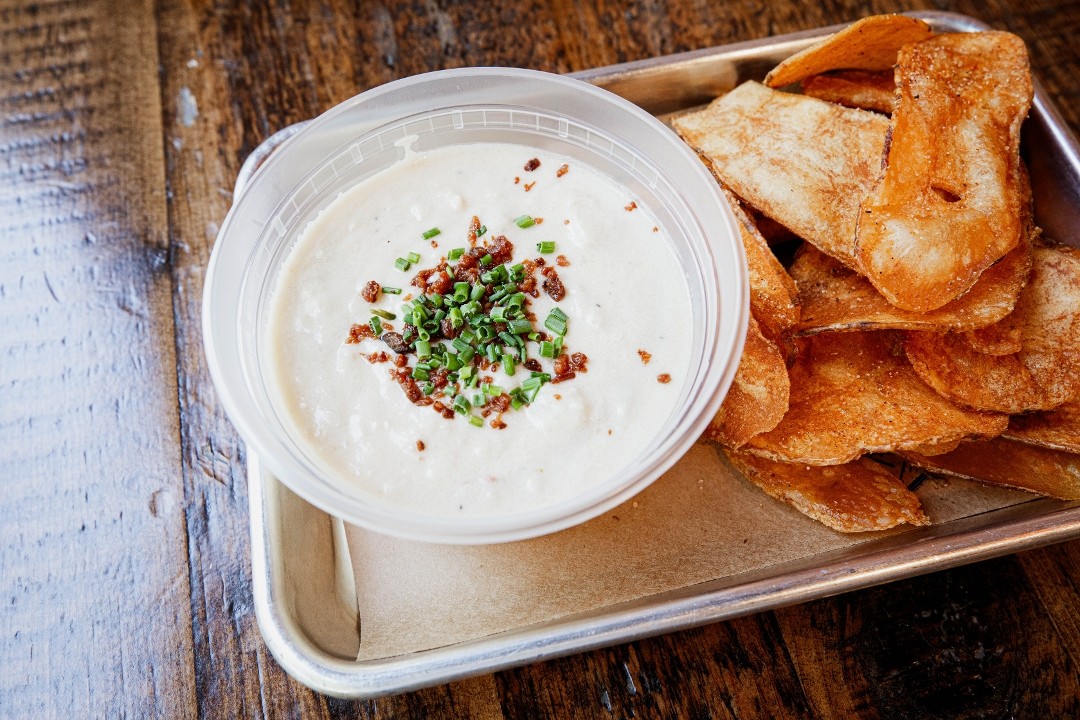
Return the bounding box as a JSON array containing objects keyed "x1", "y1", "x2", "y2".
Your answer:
[{"x1": 3, "y1": 0, "x2": 1080, "y2": 717}]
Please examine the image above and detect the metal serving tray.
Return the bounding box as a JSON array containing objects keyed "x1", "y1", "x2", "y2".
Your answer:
[{"x1": 242, "y1": 11, "x2": 1080, "y2": 698}]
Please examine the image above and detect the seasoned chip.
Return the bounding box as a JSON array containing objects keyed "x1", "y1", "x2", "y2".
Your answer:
[
  {"x1": 792, "y1": 236, "x2": 1030, "y2": 335},
  {"x1": 705, "y1": 315, "x2": 789, "y2": 448},
  {"x1": 899, "y1": 437, "x2": 1080, "y2": 500},
  {"x1": 743, "y1": 331, "x2": 1008, "y2": 465},
  {"x1": 764, "y1": 14, "x2": 933, "y2": 88},
  {"x1": 720, "y1": 185, "x2": 800, "y2": 339},
  {"x1": 856, "y1": 32, "x2": 1033, "y2": 312},
  {"x1": 905, "y1": 243, "x2": 1080, "y2": 414},
  {"x1": 1004, "y1": 400, "x2": 1080, "y2": 454},
  {"x1": 802, "y1": 70, "x2": 896, "y2": 113},
  {"x1": 724, "y1": 449, "x2": 930, "y2": 532},
  {"x1": 962, "y1": 315, "x2": 1024, "y2": 356},
  {"x1": 673, "y1": 82, "x2": 888, "y2": 268}
]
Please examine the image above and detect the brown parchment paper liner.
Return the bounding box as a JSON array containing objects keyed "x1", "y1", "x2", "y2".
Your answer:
[{"x1": 345, "y1": 441, "x2": 1029, "y2": 660}]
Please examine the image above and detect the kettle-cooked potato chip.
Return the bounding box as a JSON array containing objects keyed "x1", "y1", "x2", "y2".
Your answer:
[
  {"x1": 856, "y1": 32, "x2": 1033, "y2": 312},
  {"x1": 1005, "y1": 400, "x2": 1080, "y2": 454},
  {"x1": 801, "y1": 70, "x2": 897, "y2": 113},
  {"x1": 705, "y1": 315, "x2": 789, "y2": 448},
  {"x1": 720, "y1": 185, "x2": 801, "y2": 339},
  {"x1": 899, "y1": 437, "x2": 1080, "y2": 500},
  {"x1": 673, "y1": 81, "x2": 888, "y2": 268},
  {"x1": 905, "y1": 243, "x2": 1080, "y2": 414},
  {"x1": 724, "y1": 449, "x2": 930, "y2": 532},
  {"x1": 744, "y1": 331, "x2": 1007, "y2": 465},
  {"x1": 792, "y1": 237, "x2": 1030, "y2": 336},
  {"x1": 764, "y1": 14, "x2": 932, "y2": 88}
]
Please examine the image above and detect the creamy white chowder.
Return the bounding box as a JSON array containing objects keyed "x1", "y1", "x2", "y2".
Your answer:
[{"x1": 266, "y1": 142, "x2": 692, "y2": 518}]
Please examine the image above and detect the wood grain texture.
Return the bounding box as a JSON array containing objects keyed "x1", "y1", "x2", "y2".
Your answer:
[
  {"x1": 0, "y1": 0, "x2": 195, "y2": 717},
  {"x1": 3, "y1": 0, "x2": 1080, "y2": 717}
]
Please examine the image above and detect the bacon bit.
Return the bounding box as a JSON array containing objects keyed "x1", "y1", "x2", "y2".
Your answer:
[
  {"x1": 488, "y1": 394, "x2": 511, "y2": 413},
  {"x1": 652, "y1": 226, "x2": 659, "y2": 233},
  {"x1": 393, "y1": 353, "x2": 408, "y2": 368},
  {"x1": 430, "y1": 240, "x2": 438, "y2": 248},
  {"x1": 514, "y1": 176, "x2": 520, "y2": 184},
  {"x1": 524, "y1": 358, "x2": 542, "y2": 372},
  {"x1": 524, "y1": 158, "x2": 541, "y2": 171},
  {"x1": 555, "y1": 255, "x2": 570, "y2": 267},
  {"x1": 637, "y1": 349, "x2": 652, "y2": 365},
  {"x1": 657, "y1": 373, "x2": 672, "y2": 384},
  {"x1": 563, "y1": 219, "x2": 570, "y2": 225},
  {"x1": 556, "y1": 163, "x2": 569, "y2": 178},
  {"x1": 490, "y1": 418, "x2": 507, "y2": 430},
  {"x1": 365, "y1": 351, "x2": 390, "y2": 364},
  {"x1": 534, "y1": 217, "x2": 544, "y2": 224},
  {"x1": 569, "y1": 352, "x2": 588, "y2": 372},
  {"x1": 381, "y1": 332, "x2": 413, "y2": 354},
  {"x1": 416, "y1": 440, "x2": 425, "y2": 451},
  {"x1": 468, "y1": 215, "x2": 481, "y2": 245},
  {"x1": 608, "y1": 429, "x2": 613, "y2": 435},
  {"x1": 381, "y1": 322, "x2": 395, "y2": 332},
  {"x1": 485, "y1": 235, "x2": 514, "y2": 265},
  {"x1": 541, "y1": 266, "x2": 565, "y2": 301},
  {"x1": 625, "y1": 200, "x2": 638, "y2": 211},
  {"x1": 360, "y1": 281, "x2": 381, "y2": 303},
  {"x1": 554, "y1": 394, "x2": 562, "y2": 400},
  {"x1": 404, "y1": 293, "x2": 413, "y2": 301},
  {"x1": 524, "y1": 181, "x2": 536, "y2": 192},
  {"x1": 346, "y1": 324, "x2": 375, "y2": 344}
]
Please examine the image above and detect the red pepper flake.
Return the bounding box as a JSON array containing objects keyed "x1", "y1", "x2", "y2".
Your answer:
[
  {"x1": 430, "y1": 240, "x2": 438, "y2": 248},
  {"x1": 555, "y1": 255, "x2": 570, "y2": 267},
  {"x1": 637, "y1": 349, "x2": 652, "y2": 365},
  {"x1": 657, "y1": 373, "x2": 671, "y2": 384},
  {"x1": 556, "y1": 163, "x2": 569, "y2": 178},
  {"x1": 524, "y1": 181, "x2": 536, "y2": 192},
  {"x1": 524, "y1": 158, "x2": 541, "y2": 171},
  {"x1": 534, "y1": 217, "x2": 544, "y2": 224},
  {"x1": 416, "y1": 440, "x2": 425, "y2": 451},
  {"x1": 625, "y1": 200, "x2": 638, "y2": 212},
  {"x1": 360, "y1": 281, "x2": 381, "y2": 303}
]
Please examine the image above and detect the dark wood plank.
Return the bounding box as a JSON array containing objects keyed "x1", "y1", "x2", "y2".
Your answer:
[{"x1": 0, "y1": 0, "x2": 196, "y2": 716}]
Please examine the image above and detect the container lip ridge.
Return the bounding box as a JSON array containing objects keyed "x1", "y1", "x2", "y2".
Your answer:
[{"x1": 202, "y1": 66, "x2": 748, "y2": 543}]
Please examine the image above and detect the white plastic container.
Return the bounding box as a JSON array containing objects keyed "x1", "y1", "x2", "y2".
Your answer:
[{"x1": 203, "y1": 67, "x2": 747, "y2": 543}]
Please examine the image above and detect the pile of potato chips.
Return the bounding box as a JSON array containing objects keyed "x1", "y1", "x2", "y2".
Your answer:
[{"x1": 673, "y1": 15, "x2": 1080, "y2": 532}]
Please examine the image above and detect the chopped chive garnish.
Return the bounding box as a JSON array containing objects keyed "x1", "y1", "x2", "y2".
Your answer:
[
  {"x1": 539, "y1": 340, "x2": 556, "y2": 358},
  {"x1": 549, "y1": 307, "x2": 568, "y2": 322},
  {"x1": 370, "y1": 308, "x2": 396, "y2": 320},
  {"x1": 502, "y1": 353, "x2": 516, "y2": 375},
  {"x1": 369, "y1": 317, "x2": 382, "y2": 335},
  {"x1": 447, "y1": 247, "x2": 465, "y2": 261},
  {"x1": 415, "y1": 340, "x2": 431, "y2": 359},
  {"x1": 514, "y1": 215, "x2": 535, "y2": 229},
  {"x1": 469, "y1": 284, "x2": 486, "y2": 302},
  {"x1": 508, "y1": 318, "x2": 532, "y2": 335},
  {"x1": 411, "y1": 366, "x2": 430, "y2": 381},
  {"x1": 536, "y1": 241, "x2": 555, "y2": 254},
  {"x1": 477, "y1": 225, "x2": 487, "y2": 237},
  {"x1": 394, "y1": 258, "x2": 412, "y2": 272},
  {"x1": 422, "y1": 227, "x2": 441, "y2": 240},
  {"x1": 381, "y1": 286, "x2": 402, "y2": 294},
  {"x1": 490, "y1": 306, "x2": 508, "y2": 322},
  {"x1": 487, "y1": 385, "x2": 503, "y2": 396},
  {"x1": 469, "y1": 415, "x2": 484, "y2": 427},
  {"x1": 544, "y1": 309, "x2": 567, "y2": 335},
  {"x1": 453, "y1": 395, "x2": 471, "y2": 415},
  {"x1": 406, "y1": 251, "x2": 421, "y2": 264},
  {"x1": 480, "y1": 254, "x2": 493, "y2": 266}
]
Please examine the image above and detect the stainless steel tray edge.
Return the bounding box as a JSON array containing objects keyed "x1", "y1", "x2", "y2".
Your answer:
[{"x1": 240, "y1": 11, "x2": 1080, "y2": 698}]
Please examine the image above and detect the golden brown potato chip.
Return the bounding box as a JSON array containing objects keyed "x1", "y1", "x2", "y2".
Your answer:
[
  {"x1": 962, "y1": 316, "x2": 1024, "y2": 356},
  {"x1": 764, "y1": 15, "x2": 933, "y2": 88},
  {"x1": 724, "y1": 449, "x2": 929, "y2": 532},
  {"x1": 792, "y1": 237, "x2": 1031, "y2": 335},
  {"x1": 673, "y1": 82, "x2": 888, "y2": 268},
  {"x1": 720, "y1": 185, "x2": 801, "y2": 339},
  {"x1": 743, "y1": 331, "x2": 1007, "y2": 465},
  {"x1": 904, "y1": 439, "x2": 962, "y2": 456},
  {"x1": 899, "y1": 437, "x2": 1080, "y2": 500},
  {"x1": 856, "y1": 32, "x2": 1033, "y2": 312},
  {"x1": 801, "y1": 70, "x2": 896, "y2": 113},
  {"x1": 905, "y1": 243, "x2": 1080, "y2": 414},
  {"x1": 1004, "y1": 400, "x2": 1080, "y2": 454},
  {"x1": 705, "y1": 315, "x2": 789, "y2": 448}
]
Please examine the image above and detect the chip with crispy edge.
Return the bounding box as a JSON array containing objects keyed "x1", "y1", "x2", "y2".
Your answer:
[
  {"x1": 743, "y1": 331, "x2": 1007, "y2": 465},
  {"x1": 720, "y1": 185, "x2": 800, "y2": 338},
  {"x1": 705, "y1": 315, "x2": 789, "y2": 448},
  {"x1": 792, "y1": 236, "x2": 1031, "y2": 336},
  {"x1": 905, "y1": 243, "x2": 1080, "y2": 414},
  {"x1": 724, "y1": 449, "x2": 930, "y2": 532},
  {"x1": 764, "y1": 14, "x2": 933, "y2": 88},
  {"x1": 801, "y1": 70, "x2": 896, "y2": 114},
  {"x1": 673, "y1": 82, "x2": 888, "y2": 268},
  {"x1": 1005, "y1": 400, "x2": 1080, "y2": 454},
  {"x1": 856, "y1": 32, "x2": 1033, "y2": 312},
  {"x1": 899, "y1": 437, "x2": 1080, "y2": 500}
]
